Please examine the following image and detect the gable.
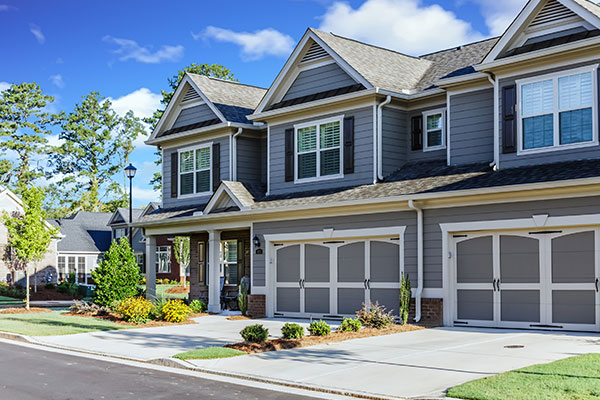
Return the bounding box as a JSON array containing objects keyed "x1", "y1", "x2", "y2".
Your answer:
[
  {"x1": 281, "y1": 62, "x2": 358, "y2": 102},
  {"x1": 172, "y1": 103, "x2": 219, "y2": 129}
]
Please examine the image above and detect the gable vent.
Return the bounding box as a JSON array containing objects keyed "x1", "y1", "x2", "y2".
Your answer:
[
  {"x1": 301, "y1": 41, "x2": 329, "y2": 63},
  {"x1": 182, "y1": 85, "x2": 201, "y2": 103},
  {"x1": 530, "y1": 0, "x2": 579, "y2": 28}
]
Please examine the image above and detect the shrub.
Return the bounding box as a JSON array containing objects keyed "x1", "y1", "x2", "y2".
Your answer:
[
  {"x1": 149, "y1": 297, "x2": 167, "y2": 320},
  {"x1": 240, "y1": 324, "x2": 269, "y2": 343},
  {"x1": 117, "y1": 297, "x2": 153, "y2": 323},
  {"x1": 339, "y1": 317, "x2": 361, "y2": 333},
  {"x1": 162, "y1": 299, "x2": 191, "y2": 323},
  {"x1": 66, "y1": 271, "x2": 76, "y2": 284},
  {"x1": 189, "y1": 299, "x2": 206, "y2": 313},
  {"x1": 281, "y1": 323, "x2": 304, "y2": 339},
  {"x1": 44, "y1": 282, "x2": 56, "y2": 290},
  {"x1": 238, "y1": 278, "x2": 248, "y2": 316},
  {"x1": 57, "y1": 280, "x2": 78, "y2": 296},
  {"x1": 70, "y1": 300, "x2": 110, "y2": 316},
  {"x1": 308, "y1": 320, "x2": 331, "y2": 336},
  {"x1": 0, "y1": 282, "x2": 25, "y2": 299},
  {"x1": 92, "y1": 240, "x2": 141, "y2": 307},
  {"x1": 399, "y1": 274, "x2": 411, "y2": 325},
  {"x1": 356, "y1": 302, "x2": 394, "y2": 329}
]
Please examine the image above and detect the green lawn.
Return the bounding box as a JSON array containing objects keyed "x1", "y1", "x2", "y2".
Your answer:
[
  {"x1": 0, "y1": 310, "x2": 131, "y2": 336},
  {"x1": 447, "y1": 353, "x2": 600, "y2": 400},
  {"x1": 0, "y1": 295, "x2": 22, "y2": 303},
  {"x1": 173, "y1": 347, "x2": 245, "y2": 360},
  {"x1": 141, "y1": 284, "x2": 188, "y2": 300}
]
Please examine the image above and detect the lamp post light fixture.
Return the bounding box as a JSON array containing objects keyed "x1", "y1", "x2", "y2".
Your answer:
[{"x1": 124, "y1": 163, "x2": 137, "y2": 247}]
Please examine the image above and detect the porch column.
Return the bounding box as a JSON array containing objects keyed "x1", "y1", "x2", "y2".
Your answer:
[
  {"x1": 207, "y1": 230, "x2": 221, "y2": 313},
  {"x1": 145, "y1": 235, "x2": 157, "y2": 300}
]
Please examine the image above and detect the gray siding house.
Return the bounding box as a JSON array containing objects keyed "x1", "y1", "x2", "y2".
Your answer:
[{"x1": 136, "y1": 0, "x2": 600, "y2": 332}]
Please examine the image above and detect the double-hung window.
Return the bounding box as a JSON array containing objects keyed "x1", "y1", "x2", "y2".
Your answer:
[
  {"x1": 179, "y1": 144, "x2": 211, "y2": 196},
  {"x1": 221, "y1": 240, "x2": 241, "y2": 285},
  {"x1": 422, "y1": 109, "x2": 446, "y2": 151},
  {"x1": 295, "y1": 117, "x2": 343, "y2": 182},
  {"x1": 156, "y1": 246, "x2": 171, "y2": 273},
  {"x1": 518, "y1": 66, "x2": 597, "y2": 152}
]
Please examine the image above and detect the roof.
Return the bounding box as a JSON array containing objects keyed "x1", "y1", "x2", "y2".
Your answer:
[
  {"x1": 109, "y1": 208, "x2": 144, "y2": 226},
  {"x1": 187, "y1": 74, "x2": 267, "y2": 110},
  {"x1": 159, "y1": 118, "x2": 222, "y2": 138},
  {"x1": 137, "y1": 204, "x2": 205, "y2": 223},
  {"x1": 498, "y1": 28, "x2": 600, "y2": 59},
  {"x1": 266, "y1": 84, "x2": 365, "y2": 111},
  {"x1": 214, "y1": 104, "x2": 256, "y2": 124},
  {"x1": 573, "y1": 0, "x2": 600, "y2": 18},
  {"x1": 51, "y1": 211, "x2": 113, "y2": 253}
]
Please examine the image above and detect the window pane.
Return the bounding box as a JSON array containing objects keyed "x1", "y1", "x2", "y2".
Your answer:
[
  {"x1": 427, "y1": 130, "x2": 442, "y2": 147},
  {"x1": 298, "y1": 126, "x2": 317, "y2": 152},
  {"x1": 180, "y1": 173, "x2": 193, "y2": 195},
  {"x1": 196, "y1": 170, "x2": 210, "y2": 193},
  {"x1": 523, "y1": 114, "x2": 553, "y2": 149},
  {"x1": 560, "y1": 108, "x2": 593, "y2": 144},
  {"x1": 195, "y1": 147, "x2": 211, "y2": 170},
  {"x1": 320, "y1": 121, "x2": 340, "y2": 149},
  {"x1": 320, "y1": 148, "x2": 340, "y2": 176},
  {"x1": 522, "y1": 79, "x2": 553, "y2": 117},
  {"x1": 427, "y1": 114, "x2": 442, "y2": 130},
  {"x1": 559, "y1": 72, "x2": 592, "y2": 111},
  {"x1": 180, "y1": 151, "x2": 194, "y2": 173},
  {"x1": 68, "y1": 257, "x2": 76, "y2": 275},
  {"x1": 298, "y1": 152, "x2": 317, "y2": 179},
  {"x1": 223, "y1": 241, "x2": 238, "y2": 263}
]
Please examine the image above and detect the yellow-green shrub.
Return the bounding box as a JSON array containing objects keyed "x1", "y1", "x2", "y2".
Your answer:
[
  {"x1": 117, "y1": 297, "x2": 153, "y2": 323},
  {"x1": 162, "y1": 299, "x2": 191, "y2": 323}
]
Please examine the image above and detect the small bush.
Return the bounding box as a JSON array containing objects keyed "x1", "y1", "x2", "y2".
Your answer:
[
  {"x1": 189, "y1": 299, "x2": 206, "y2": 313},
  {"x1": 238, "y1": 278, "x2": 248, "y2": 316},
  {"x1": 339, "y1": 317, "x2": 361, "y2": 332},
  {"x1": 307, "y1": 320, "x2": 331, "y2": 336},
  {"x1": 70, "y1": 300, "x2": 110, "y2": 316},
  {"x1": 117, "y1": 297, "x2": 153, "y2": 323},
  {"x1": 57, "y1": 280, "x2": 78, "y2": 296},
  {"x1": 149, "y1": 297, "x2": 167, "y2": 320},
  {"x1": 44, "y1": 282, "x2": 56, "y2": 290},
  {"x1": 240, "y1": 324, "x2": 269, "y2": 343},
  {"x1": 356, "y1": 302, "x2": 394, "y2": 329},
  {"x1": 281, "y1": 323, "x2": 304, "y2": 339},
  {"x1": 399, "y1": 274, "x2": 411, "y2": 325},
  {"x1": 0, "y1": 282, "x2": 25, "y2": 299},
  {"x1": 162, "y1": 299, "x2": 191, "y2": 323},
  {"x1": 92, "y1": 240, "x2": 141, "y2": 307}
]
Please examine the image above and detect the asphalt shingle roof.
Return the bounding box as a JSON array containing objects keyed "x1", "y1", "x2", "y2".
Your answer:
[
  {"x1": 51, "y1": 211, "x2": 113, "y2": 253},
  {"x1": 187, "y1": 74, "x2": 267, "y2": 110}
]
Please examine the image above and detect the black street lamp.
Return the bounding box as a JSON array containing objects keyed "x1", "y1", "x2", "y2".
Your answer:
[{"x1": 124, "y1": 163, "x2": 137, "y2": 247}]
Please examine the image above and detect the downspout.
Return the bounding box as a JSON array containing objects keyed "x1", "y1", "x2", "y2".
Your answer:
[
  {"x1": 408, "y1": 199, "x2": 423, "y2": 323},
  {"x1": 229, "y1": 133, "x2": 233, "y2": 180},
  {"x1": 487, "y1": 73, "x2": 499, "y2": 170},
  {"x1": 231, "y1": 128, "x2": 243, "y2": 181},
  {"x1": 377, "y1": 95, "x2": 392, "y2": 181},
  {"x1": 372, "y1": 103, "x2": 378, "y2": 184}
]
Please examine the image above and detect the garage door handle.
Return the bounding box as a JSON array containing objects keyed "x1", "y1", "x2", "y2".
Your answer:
[
  {"x1": 299, "y1": 279, "x2": 302, "y2": 288},
  {"x1": 367, "y1": 279, "x2": 371, "y2": 289},
  {"x1": 596, "y1": 278, "x2": 599, "y2": 292}
]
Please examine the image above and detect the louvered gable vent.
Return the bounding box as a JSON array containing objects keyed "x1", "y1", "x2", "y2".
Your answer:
[
  {"x1": 182, "y1": 85, "x2": 201, "y2": 103},
  {"x1": 301, "y1": 41, "x2": 329, "y2": 63},
  {"x1": 529, "y1": 0, "x2": 579, "y2": 28}
]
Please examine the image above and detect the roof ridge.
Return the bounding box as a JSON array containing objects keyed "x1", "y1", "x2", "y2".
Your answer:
[
  {"x1": 187, "y1": 73, "x2": 267, "y2": 91},
  {"x1": 419, "y1": 36, "x2": 500, "y2": 58}
]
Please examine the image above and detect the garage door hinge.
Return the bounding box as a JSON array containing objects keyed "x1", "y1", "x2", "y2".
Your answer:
[
  {"x1": 448, "y1": 251, "x2": 452, "y2": 259},
  {"x1": 528, "y1": 230, "x2": 562, "y2": 235}
]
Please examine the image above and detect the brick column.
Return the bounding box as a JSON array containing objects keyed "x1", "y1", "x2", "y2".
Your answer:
[{"x1": 247, "y1": 294, "x2": 266, "y2": 318}]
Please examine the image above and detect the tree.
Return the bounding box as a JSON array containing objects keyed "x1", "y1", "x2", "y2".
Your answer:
[
  {"x1": 173, "y1": 236, "x2": 190, "y2": 287},
  {"x1": 144, "y1": 64, "x2": 237, "y2": 191},
  {"x1": 0, "y1": 83, "x2": 58, "y2": 195},
  {"x1": 2, "y1": 186, "x2": 59, "y2": 309}
]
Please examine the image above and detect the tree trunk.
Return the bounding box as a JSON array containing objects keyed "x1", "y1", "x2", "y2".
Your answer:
[{"x1": 25, "y1": 269, "x2": 30, "y2": 310}]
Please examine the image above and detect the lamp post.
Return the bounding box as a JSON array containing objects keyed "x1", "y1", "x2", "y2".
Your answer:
[{"x1": 124, "y1": 163, "x2": 137, "y2": 247}]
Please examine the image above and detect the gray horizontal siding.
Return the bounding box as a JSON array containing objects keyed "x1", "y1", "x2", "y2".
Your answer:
[
  {"x1": 172, "y1": 104, "x2": 217, "y2": 129},
  {"x1": 282, "y1": 63, "x2": 357, "y2": 101},
  {"x1": 382, "y1": 107, "x2": 408, "y2": 176},
  {"x1": 269, "y1": 106, "x2": 374, "y2": 195},
  {"x1": 407, "y1": 104, "x2": 447, "y2": 162},
  {"x1": 449, "y1": 88, "x2": 494, "y2": 165},
  {"x1": 162, "y1": 136, "x2": 230, "y2": 208},
  {"x1": 236, "y1": 135, "x2": 266, "y2": 186}
]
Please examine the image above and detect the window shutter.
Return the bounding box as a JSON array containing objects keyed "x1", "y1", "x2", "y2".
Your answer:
[
  {"x1": 411, "y1": 116, "x2": 423, "y2": 150},
  {"x1": 343, "y1": 116, "x2": 354, "y2": 174},
  {"x1": 212, "y1": 143, "x2": 221, "y2": 191},
  {"x1": 502, "y1": 84, "x2": 517, "y2": 154},
  {"x1": 170, "y1": 152, "x2": 178, "y2": 198},
  {"x1": 284, "y1": 128, "x2": 294, "y2": 182}
]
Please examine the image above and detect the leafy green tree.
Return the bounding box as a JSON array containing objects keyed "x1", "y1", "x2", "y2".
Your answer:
[
  {"x1": 91, "y1": 239, "x2": 141, "y2": 307},
  {"x1": 144, "y1": 64, "x2": 236, "y2": 191},
  {"x1": 173, "y1": 236, "x2": 190, "y2": 287},
  {"x1": 0, "y1": 83, "x2": 58, "y2": 195},
  {"x1": 2, "y1": 186, "x2": 59, "y2": 309}
]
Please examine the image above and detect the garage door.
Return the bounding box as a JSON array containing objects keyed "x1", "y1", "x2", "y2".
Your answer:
[
  {"x1": 274, "y1": 238, "x2": 403, "y2": 318},
  {"x1": 453, "y1": 228, "x2": 600, "y2": 331}
]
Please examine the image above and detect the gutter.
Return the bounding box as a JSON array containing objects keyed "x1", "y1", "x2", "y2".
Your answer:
[
  {"x1": 486, "y1": 73, "x2": 499, "y2": 170},
  {"x1": 377, "y1": 94, "x2": 392, "y2": 181},
  {"x1": 407, "y1": 200, "x2": 423, "y2": 323},
  {"x1": 231, "y1": 128, "x2": 243, "y2": 181}
]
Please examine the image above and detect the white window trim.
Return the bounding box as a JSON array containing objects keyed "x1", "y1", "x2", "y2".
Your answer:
[
  {"x1": 177, "y1": 142, "x2": 213, "y2": 199},
  {"x1": 422, "y1": 108, "x2": 447, "y2": 151},
  {"x1": 516, "y1": 65, "x2": 599, "y2": 155},
  {"x1": 294, "y1": 115, "x2": 344, "y2": 184}
]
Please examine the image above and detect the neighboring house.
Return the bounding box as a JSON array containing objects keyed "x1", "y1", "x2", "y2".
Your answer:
[
  {"x1": 50, "y1": 212, "x2": 112, "y2": 285},
  {"x1": 0, "y1": 187, "x2": 59, "y2": 285},
  {"x1": 136, "y1": 0, "x2": 600, "y2": 332}
]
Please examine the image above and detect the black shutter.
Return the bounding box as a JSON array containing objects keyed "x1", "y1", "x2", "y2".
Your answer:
[
  {"x1": 343, "y1": 116, "x2": 354, "y2": 174},
  {"x1": 170, "y1": 152, "x2": 178, "y2": 198},
  {"x1": 502, "y1": 84, "x2": 517, "y2": 154},
  {"x1": 411, "y1": 116, "x2": 423, "y2": 150},
  {"x1": 212, "y1": 142, "x2": 221, "y2": 191},
  {"x1": 284, "y1": 128, "x2": 294, "y2": 182}
]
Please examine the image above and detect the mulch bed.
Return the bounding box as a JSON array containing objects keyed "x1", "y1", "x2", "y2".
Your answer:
[
  {"x1": 29, "y1": 287, "x2": 81, "y2": 301},
  {"x1": 226, "y1": 324, "x2": 425, "y2": 354},
  {"x1": 226, "y1": 315, "x2": 253, "y2": 321},
  {"x1": 0, "y1": 307, "x2": 51, "y2": 314},
  {"x1": 61, "y1": 311, "x2": 202, "y2": 327},
  {"x1": 165, "y1": 286, "x2": 190, "y2": 294}
]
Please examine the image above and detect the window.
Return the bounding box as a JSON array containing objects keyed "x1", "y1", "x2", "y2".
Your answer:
[
  {"x1": 295, "y1": 117, "x2": 342, "y2": 182},
  {"x1": 179, "y1": 145, "x2": 211, "y2": 196},
  {"x1": 77, "y1": 256, "x2": 86, "y2": 284},
  {"x1": 518, "y1": 67, "x2": 597, "y2": 152},
  {"x1": 135, "y1": 253, "x2": 145, "y2": 274},
  {"x1": 156, "y1": 246, "x2": 171, "y2": 273},
  {"x1": 221, "y1": 240, "x2": 240, "y2": 285},
  {"x1": 58, "y1": 256, "x2": 65, "y2": 281},
  {"x1": 198, "y1": 242, "x2": 206, "y2": 284},
  {"x1": 422, "y1": 109, "x2": 446, "y2": 150},
  {"x1": 114, "y1": 228, "x2": 126, "y2": 240},
  {"x1": 68, "y1": 256, "x2": 76, "y2": 279}
]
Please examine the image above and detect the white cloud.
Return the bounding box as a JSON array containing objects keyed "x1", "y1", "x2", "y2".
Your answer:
[
  {"x1": 201, "y1": 26, "x2": 295, "y2": 60},
  {"x1": 468, "y1": 0, "x2": 526, "y2": 36},
  {"x1": 107, "y1": 88, "x2": 162, "y2": 148},
  {"x1": 49, "y1": 74, "x2": 65, "y2": 88},
  {"x1": 46, "y1": 134, "x2": 64, "y2": 148},
  {"x1": 103, "y1": 36, "x2": 184, "y2": 63},
  {"x1": 318, "y1": 0, "x2": 484, "y2": 55},
  {"x1": 0, "y1": 81, "x2": 10, "y2": 92},
  {"x1": 30, "y1": 23, "x2": 45, "y2": 44}
]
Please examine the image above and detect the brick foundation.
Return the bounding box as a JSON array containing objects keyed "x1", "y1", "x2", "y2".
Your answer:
[
  {"x1": 248, "y1": 294, "x2": 266, "y2": 318},
  {"x1": 409, "y1": 298, "x2": 443, "y2": 326}
]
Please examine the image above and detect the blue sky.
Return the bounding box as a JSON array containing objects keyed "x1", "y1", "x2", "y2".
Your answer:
[{"x1": 0, "y1": 0, "x2": 526, "y2": 208}]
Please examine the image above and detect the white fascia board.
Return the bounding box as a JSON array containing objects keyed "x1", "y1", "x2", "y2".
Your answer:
[
  {"x1": 145, "y1": 122, "x2": 230, "y2": 146},
  {"x1": 203, "y1": 184, "x2": 251, "y2": 215},
  {"x1": 264, "y1": 226, "x2": 405, "y2": 242},
  {"x1": 434, "y1": 72, "x2": 491, "y2": 88}
]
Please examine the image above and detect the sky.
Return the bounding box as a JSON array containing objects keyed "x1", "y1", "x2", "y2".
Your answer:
[{"x1": 0, "y1": 0, "x2": 528, "y2": 208}]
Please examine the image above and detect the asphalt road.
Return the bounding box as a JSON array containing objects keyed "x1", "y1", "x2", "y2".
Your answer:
[{"x1": 0, "y1": 341, "x2": 319, "y2": 400}]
